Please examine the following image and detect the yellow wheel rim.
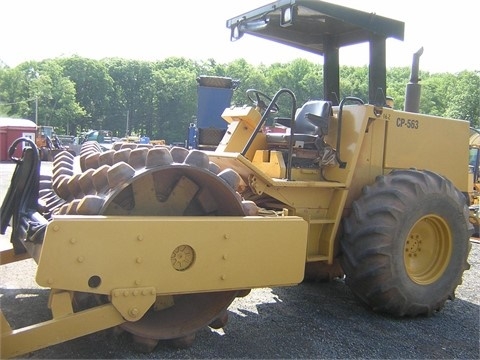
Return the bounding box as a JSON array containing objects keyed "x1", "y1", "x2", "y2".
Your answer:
[{"x1": 404, "y1": 215, "x2": 452, "y2": 285}]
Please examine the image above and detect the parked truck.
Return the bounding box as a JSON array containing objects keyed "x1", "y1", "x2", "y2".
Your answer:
[{"x1": 0, "y1": 1, "x2": 472, "y2": 357}]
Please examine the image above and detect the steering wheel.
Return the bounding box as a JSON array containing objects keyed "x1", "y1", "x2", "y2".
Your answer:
[{"x1": 246, "y1": 89, "x2": 280, "y2": 114}]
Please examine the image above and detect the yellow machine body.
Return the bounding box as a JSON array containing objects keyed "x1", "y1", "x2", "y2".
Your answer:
[
  {"x1": 2, "y1": 100, "x2": 469, "y2": 358},
  {"x1": 0, "y1": 1, "x2": 472, "y2": 356},
  {"x1": 210, "y1": 104, "x2": 469, "y2": 263},
  {"x1": 0, "y1": 99, "x2": 470, "y2": 360}
]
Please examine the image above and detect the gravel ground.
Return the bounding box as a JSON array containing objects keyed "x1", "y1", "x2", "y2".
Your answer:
[{"x1": 1, "y1": 160, "x2": 479, "y2": 359}]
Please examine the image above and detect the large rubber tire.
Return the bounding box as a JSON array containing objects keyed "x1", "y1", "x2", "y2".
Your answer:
[{"x1": 341, "y1": 169, "x2": 472, "y2": 316}]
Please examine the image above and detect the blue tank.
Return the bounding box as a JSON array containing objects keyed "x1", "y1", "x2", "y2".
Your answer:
[{"x1": 187, "y1": 76, "x2": 239, "y2": 149}]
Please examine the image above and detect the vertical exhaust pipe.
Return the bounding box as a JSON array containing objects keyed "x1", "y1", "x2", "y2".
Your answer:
[{"x1": 404, "y1": 47, "x2": 424, "y2": 113}]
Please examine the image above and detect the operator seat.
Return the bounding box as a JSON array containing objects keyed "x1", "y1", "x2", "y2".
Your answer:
[{"x1": 266, "y1": 100, "x2": 332, "y2": 149}]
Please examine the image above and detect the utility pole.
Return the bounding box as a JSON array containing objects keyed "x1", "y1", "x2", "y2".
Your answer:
[
  {"x1": 125, "y1": 110, "x2": 129, "y2": 137},
  {"x1": 35, "y1": 96, "x2": 38, "y2": 124}
]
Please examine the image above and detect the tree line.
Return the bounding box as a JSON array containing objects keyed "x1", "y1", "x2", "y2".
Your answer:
[{"x1": 0, "y1": 56, "x2": 478, "y2": 144}]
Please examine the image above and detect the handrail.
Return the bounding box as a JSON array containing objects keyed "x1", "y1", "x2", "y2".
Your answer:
[{"x1": 241, "y1": 88, "x2": 297, "y2": 180}]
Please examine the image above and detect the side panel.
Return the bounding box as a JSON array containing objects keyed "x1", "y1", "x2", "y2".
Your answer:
[
  {"x1": 323, "y1": 104, "x2": 371, "y2": 186},
  {"x1": 36, "y1": 216, "x2": 308, "y2": 295},
  {"x1": 384, "y1": 111, "x2": 469, "y2": 191},
  {"x1": 341, "y1": 111, "x2": 387, "y2": 210}
]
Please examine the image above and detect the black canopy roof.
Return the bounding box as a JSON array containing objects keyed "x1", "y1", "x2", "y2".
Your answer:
[{"x1": 226, "y1": 0, "x2": 405, "y2": 103}]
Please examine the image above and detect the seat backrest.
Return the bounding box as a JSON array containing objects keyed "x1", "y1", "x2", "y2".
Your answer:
[{"x1": 294, "y1": 100, "x2": 332, "y2": 136}]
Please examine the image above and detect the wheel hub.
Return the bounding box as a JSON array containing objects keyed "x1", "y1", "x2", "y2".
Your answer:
[
  {"x1": 171, "y1": 245, "x2": 195, "y2": 271},
  {"x1": 404, "y1": 215, "x2": 452, "y2": 285}
]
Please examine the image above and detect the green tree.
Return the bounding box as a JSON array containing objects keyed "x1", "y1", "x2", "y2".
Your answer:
[
  {"x1": 224, "y1": 59, "x2": 268, "y2": 106},
  {"x1": 59, "y1": 56, "x2": 115, "y2": 135},
  {"x1": 340, "y1": 66, "x2": 369, "y2": 102},
  {"x1": 385, "y1": 67, "x2": 410, "y2": 109},
  {"x1": 36, "y1": 61, "x2": 85, "y2": 131},
  {"x1": 1, "y1": 55, "x2": 477, "y2": 141},
  {"x1": 105, "y1": 58, "x2": 157, "y2": 138},
  {"x1": 153, "y1": 58, "x2": 199, "y2": 142},
  {"x1": 264, "y1": 59, "x2": 323, "y2": 113},
  {"x1": 444, "y1": 71, "x2": 480, "y2": 126},
  {"x1": 9, "y1": 61, "x2": 86, "y2": 132},
  {"x1": 0, "y1": 66, "x2": 32, "y2": 117},
  {"x1": 420, "y1": 72, "x2": 452, "y2": 116}
]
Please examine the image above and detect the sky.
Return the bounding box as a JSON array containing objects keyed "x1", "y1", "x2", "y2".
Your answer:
[{"x1": 1, "y1": 0, "x2": 478, "y2": 73}]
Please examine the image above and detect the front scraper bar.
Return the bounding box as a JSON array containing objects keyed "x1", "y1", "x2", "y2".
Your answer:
[{"x1": 1, "y1": 294, "x2": 125, "y2": 358}]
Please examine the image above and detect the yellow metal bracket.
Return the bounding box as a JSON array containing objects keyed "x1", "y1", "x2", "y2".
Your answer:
[
  {"x1": 49, "y1": 289, "x2": 74, "y2": 318},
  {"x1": 248, "y1": 174, "x2": 267, "y2": 195},
  {"x1": 111, "y1": 286, "x2": 156, "y2": 322}
]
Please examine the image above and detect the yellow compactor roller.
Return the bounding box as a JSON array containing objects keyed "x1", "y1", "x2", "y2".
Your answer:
[{"x1": 0, "y1": 1, "x2": 472, "y2": 357}]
